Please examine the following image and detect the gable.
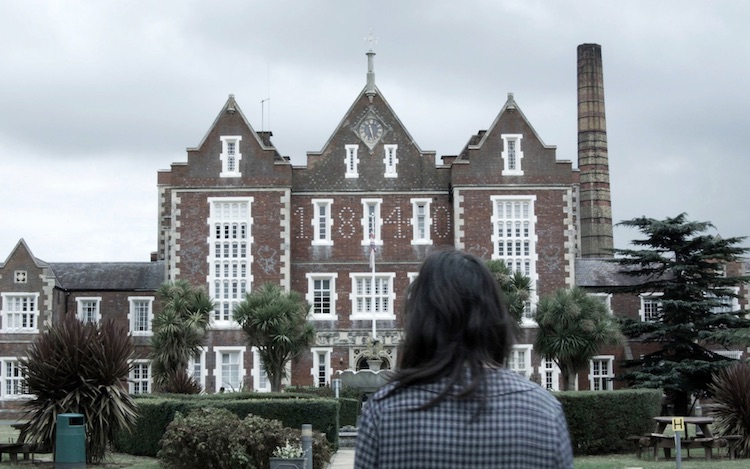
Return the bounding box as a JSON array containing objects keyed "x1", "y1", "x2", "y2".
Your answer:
[
  {"x1": 453, "y1": 93, "x2": 574, "y2": 185},
  {"x1": 293, "y1": 87, "x2": 447, "y2": 192}
]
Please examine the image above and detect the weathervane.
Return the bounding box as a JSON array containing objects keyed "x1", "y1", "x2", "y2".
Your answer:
[{"x1": 364, "y1": 28, "x2": 378, "y2": 51}]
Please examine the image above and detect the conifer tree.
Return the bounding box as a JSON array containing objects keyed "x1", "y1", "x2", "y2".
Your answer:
[{"x1": 610, "y1": 213, "x2": 750, "y2": 414}]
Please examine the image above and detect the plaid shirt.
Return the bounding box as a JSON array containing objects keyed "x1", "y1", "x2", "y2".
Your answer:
[{"x1": 354, "y1": 368, "x2": 574, "y2": 468}]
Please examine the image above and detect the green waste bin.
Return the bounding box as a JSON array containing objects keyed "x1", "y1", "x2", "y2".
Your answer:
[{"x1": 55, "y1": 413, "x2": 86, "y2": 466}]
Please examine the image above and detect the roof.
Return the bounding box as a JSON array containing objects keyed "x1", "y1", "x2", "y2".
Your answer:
[
  {"x1": 49, "y1": 261, "x2": 166, "y2": 291},
  {"x1": 575, "y1": 258, "x2": 645, "y2": 287}
]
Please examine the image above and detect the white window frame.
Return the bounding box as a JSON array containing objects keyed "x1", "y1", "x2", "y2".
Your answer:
[
  {"x1": 251, "y1": 347, "x2": 271, "y2": 392},
  {"x1": 129, "y1": 360, "x2": 152, "y2": 395},
  {"x1": 214, "y1": 346, "x2": 246, "y2": 393},
  {"x1": 311, "y1": 347, "x2": 333, "y2": 387},
  {"x1": 410, "y1": 198, "x2": 432, "y2": 245},
  {"x1": 589, "y1": 355, "x2": 614, "y2": 391},
  {"x1": 207, "y1": 197, "x2": 253, "y2": 329},
  {"x1": 509, "y1": 345, "x2": 533, "y2": 379},
  {"x1": 540, "y1": 358, "x2": 561, "y2": 391},
  {"x1": 1, "y1": 293, "x2": 40, "y2": 333},
  {"x1": 349, "y1": 273, "x2": 396, "y2": 320},
  {"x1": 14, "y1": 271, "x2": 27, "y2": 284},
  {"x1": 76, "y1": 297, "x2": 101, "y2": 324},
  {"x1": 128, "y1": 296, "x2": 154, "y2": 336},
  {"x1": 361, "y1": 199, "x2": 383, "y2": 246},
  {"x1": 383, "y1": 144, "x2": 398, "y2": 178},
  {"x1": 491, "y1": 196, "x2": 537, "y2": 324},
  {"x1": 219, "y1": 135, "x2": 243, "y2": 177},
  {"x1": 188, "y1": 348, "x2": 207, "y2": 392},
  {"x1": 501, "y1": 134, "x2": 524, "y2": 175},
  {"x1": 345, "y1": 144, "x2": 359, "y2": 178},
  {"x1": 715, "y1": 350, "x2": 742, "y2": 360},
  {"x1": 589, "y1": 293, "x2": 612, "y2": 315},
  {"x1": 311, "y1": 199, "x2": 333, "y2": 246},
  {"x1": 306, "y1": 273, "x2": 338, "y2": 320},
  {"x1": 639, "y1": 293, "x2": 663, "y2": 322},
  {"x1": 708, "y1": 287, "x2": 740, "y2": 314},
  {"x1": 1, "y1": 358, "x2": 30, "y2": 399}
]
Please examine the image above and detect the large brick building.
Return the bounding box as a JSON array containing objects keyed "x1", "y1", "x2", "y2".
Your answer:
[{"x1": 2, "y1": 44, "x2": 746, "y2": 409}]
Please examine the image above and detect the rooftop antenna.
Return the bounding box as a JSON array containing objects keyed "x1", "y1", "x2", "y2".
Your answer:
[{"x1": 261, "y1": 62, "x2": 271, "y2": 132}]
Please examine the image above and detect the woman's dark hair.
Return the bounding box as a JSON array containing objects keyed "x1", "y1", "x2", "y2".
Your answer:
[{"x1": 384, "y1": 249, "x2": 514, "y2": 408}]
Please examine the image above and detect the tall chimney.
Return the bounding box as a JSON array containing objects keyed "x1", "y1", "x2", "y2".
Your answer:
[{"x1": 577, "y1": 43, "x2": 614, "y2": 258}]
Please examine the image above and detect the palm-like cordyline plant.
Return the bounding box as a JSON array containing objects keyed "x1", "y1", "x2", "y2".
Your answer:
[
  {"x1": 150, "y1": 280, "x2": 213, "y2": 392},
  {"x1": 19, "y1": 315, "x2": 138, "y2": 464},
  {"x1": 485, "y1": 260, "x2": 532, "y2": 337},
  {"x1": 708, "y1": 362, "x2": 750, "y2": 457},
  {"x1": 535, "y1": 287, "x2": 624, "y2": 390},
  {"x1": 234, "y1": 283, "x2": 315, "y2": 392}
]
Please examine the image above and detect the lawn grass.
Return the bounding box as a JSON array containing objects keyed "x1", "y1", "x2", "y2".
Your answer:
[{"x1": 1, "y1": 423, "x2": 746, "y2": 468}]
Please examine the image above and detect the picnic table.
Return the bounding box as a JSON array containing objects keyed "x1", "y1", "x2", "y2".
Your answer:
[{"x1": 638, "y1": 416, "x2": 732, "y2": 461}]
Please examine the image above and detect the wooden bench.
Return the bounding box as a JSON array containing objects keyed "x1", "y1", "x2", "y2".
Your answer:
[
  {"x1": 0, "y1": 442, "x2": 35, "y2": 464},
  {"x1": 635, "y1": 433, "x2": 730, "y2": 461}
]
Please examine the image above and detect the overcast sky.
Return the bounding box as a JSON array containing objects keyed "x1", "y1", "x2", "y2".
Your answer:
[{"x1": 1, "y1": 1, "x2": 748, "y2": 263}]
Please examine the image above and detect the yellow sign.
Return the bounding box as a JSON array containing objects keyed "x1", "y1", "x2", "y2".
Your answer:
[{"x1": 672, "y1": 417, "x2": 685, "y2": 432}]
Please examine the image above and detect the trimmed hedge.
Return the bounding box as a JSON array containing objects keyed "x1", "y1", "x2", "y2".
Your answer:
[
  {"x1": 115, "y1": 395, "x2": 340, "y2": 457},
  {"x1": 555, "y1": 389, "x2": 662, "y2": 455}
]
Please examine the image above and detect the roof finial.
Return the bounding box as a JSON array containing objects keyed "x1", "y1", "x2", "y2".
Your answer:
[{"x1": 364, "y1": 28, "x2": 378, "y2": 97}]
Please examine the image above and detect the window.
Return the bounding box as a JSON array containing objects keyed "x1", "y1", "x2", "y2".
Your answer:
[
  {"x1": 311, "y1": 348, "x2": 332, "y2": 387},
  {"x1": 501, "y1": 134, "x2": 524, "y2": 175},
  {"x1": 350, "y1": 273, "x2": 396, "y2": 320},
  {"x1": 220, "y1": 136, "x2": 243, "y2": 177},
  {"x1": 129, "y1": 297, "x2": 154, "y2": 335},
  {"x1": 188, "y1": 349, "x2": 206, "y2": 391},
  {"x1": 208, "y1": 198, "x2": 253, "y2": 327},
  {"x1": 311, "y1": 199, "x2": 333, "y2": 246},
  {"x1": 1, "y1": 293, "x2": 39, "y2": 333},
  {"x1": 383, "y1": 144, "x2": 398, "y2": 177},
  {"x1": 76, "y1": 297, "x2": 101, "y2": 324},
  {"x1": 345, "y1": 144, "x2": 359, "y2": 178},
  {"x1": 361, "y1": 199, "x2": 383, "y2": 246},
  {"x1": 708, "y1": 288, "x2": 740, "y2": 314},
  {"x1": 14, "y1": 271, "x2": 27, "y2": 284},
  {"x1": 509, "y1": 345, "x2": 532, "y2": 379},
  {"x1": 306, "y1": 274, "x2": 337, "y2": 319},
  {"x1": 541, "y1": 358, "x2": 560, "y2": 391},
  {"x1": 715, "y1": 350, "x2": 742, "y2": 360},
  {"x1": 129, "y1": 361, "x2": 151, "y2": 394},
  {"x1": 590, "y1": 356, "x2": 614, "y2": 391},
  {"x1": 640, "y1": 294, "x2": 663, "y2": 322},
  {"x1": 410, "y1": 199, "x2": 432, "y2": 245},
  {"x1": 491, "y1": 196, "x2": 537, "y2": 321},
  {"x1": 590, "y1": 293, "x2": 612, "y2": 315},
  {"x1": 251, "y1": 348, "x2": 270, "y2": 392},
  {"x1": 1, "y1": 358, "x2": 29, "y2": 398},
  {"x1": 215, "y1": 347, "x2": 245, "y2": 393}
]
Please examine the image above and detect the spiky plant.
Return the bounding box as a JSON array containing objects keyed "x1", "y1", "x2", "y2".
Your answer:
[
  {"x1": 708, "y1": 362, "x2": 750, "y2": 457},
  {"x1": 19, "y1": 315, "x2": 139, "y2": 463},
  {"x1": 485, "y1": 259, "x2": 532, "y2": 337},
  {"x1": 150, "y1": 280, "x2": 213, "y2": 392}
]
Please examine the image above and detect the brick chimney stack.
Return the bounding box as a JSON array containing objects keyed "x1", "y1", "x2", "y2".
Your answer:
[{"x1": 577, "y1": 43, "x2": 614, "y2": 258}]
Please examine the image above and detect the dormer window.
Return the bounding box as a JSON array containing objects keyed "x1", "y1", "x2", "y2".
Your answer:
[
  {"x1": 383, "y1": 145, "x2": 398, "y2": 178},
  {"x1": 501, "y1": 134, "x2": 524, "y2": 175},
  {"x1": 345, "y1": 145, "x2": 359, "y2": 178},
  {"x1": 220, "y1": 136, "x2": 243, "y2": 177}
]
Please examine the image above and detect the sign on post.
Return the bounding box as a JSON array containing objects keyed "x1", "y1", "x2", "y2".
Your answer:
[
  {"x1": 672, "y1": 417, "x2": 685, "y2": 433},
  {"x1": 672, "y1": 417, "x2": 684, "y2": 468}
]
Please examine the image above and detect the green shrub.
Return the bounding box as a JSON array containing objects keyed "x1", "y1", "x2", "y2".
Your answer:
[
  {"x1": 115, "y1": 395, "x2": 339, "y2": 456},
  {"x1": 157, "y1": 407, "x2": 332, "y2": 469},
  {"x1": 555, "y1": 389, "x2": 662, "y2": 455},
  {"x1": 338, "y1": 398, "x2": 360, "y2": 427}
]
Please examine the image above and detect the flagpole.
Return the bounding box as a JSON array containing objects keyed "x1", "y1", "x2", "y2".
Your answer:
[{"x1": 369, "y1": 229, "x2": 377, "y2": 340}]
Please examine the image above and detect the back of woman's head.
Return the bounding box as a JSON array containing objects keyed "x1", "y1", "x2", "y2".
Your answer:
[{"x1": 397, "y1": 249, "x2": 514, "y2": 382}]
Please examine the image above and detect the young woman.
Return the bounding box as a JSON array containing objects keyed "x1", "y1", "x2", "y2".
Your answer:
[{"x1": 354, "y1": 250, "x2": 573, "y2": 468}]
